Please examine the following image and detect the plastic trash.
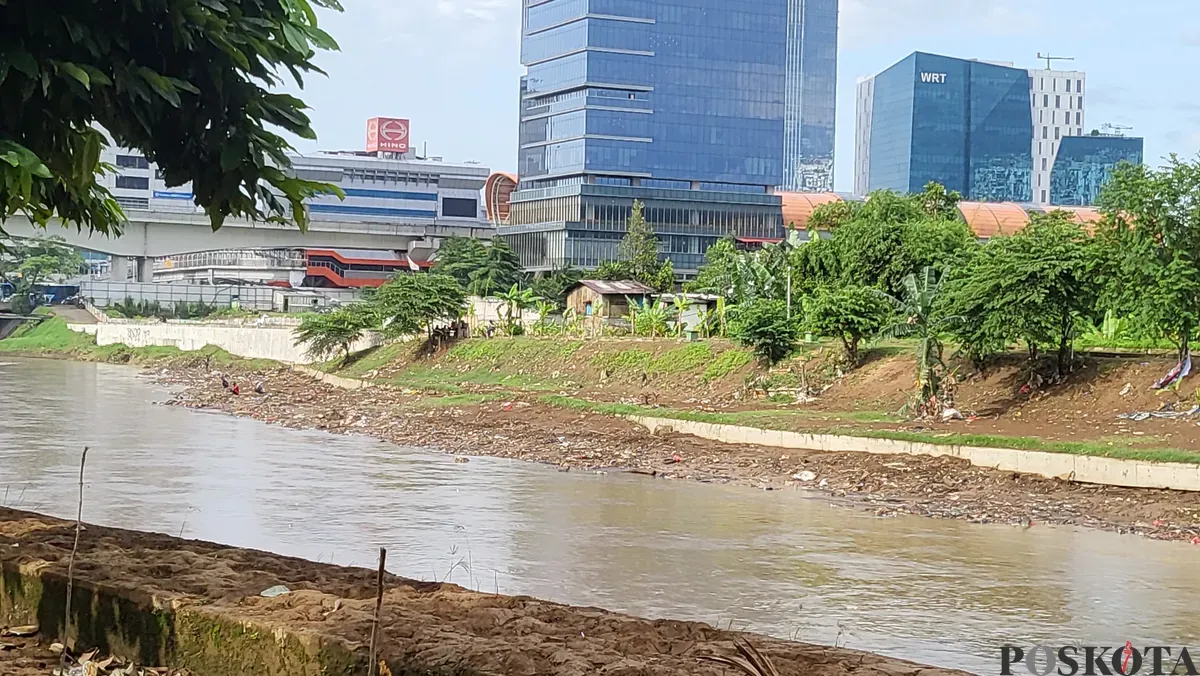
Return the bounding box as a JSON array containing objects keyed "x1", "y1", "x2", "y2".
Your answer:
[
  {"x1": 260, "y1": 585, "x2": 291, "y2": 598},
  {"x1": 793, "y1": 471, "x2": 816, "y2": 482}
]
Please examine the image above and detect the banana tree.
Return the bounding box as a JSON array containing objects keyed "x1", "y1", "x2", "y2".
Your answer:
[
  {"x1": 533, "y1": 300, "x2": 556, "y2": 336},
  {"x1": 496, "y1": 284, "x2": 541, "y2": 336},
  {"x1": 878, "y1": 267, "x2": 962, "y2": 418},
  {"x1": 671, "y1": 295, "x2": 690, "y2": 337},
  {"x1": 694, "y1": 307, "x2": 714, "y2": 338}
]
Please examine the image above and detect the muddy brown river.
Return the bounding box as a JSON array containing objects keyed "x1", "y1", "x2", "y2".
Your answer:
[{"x1": 1, "y1": 358, "x2": 1198, "y2": 674}]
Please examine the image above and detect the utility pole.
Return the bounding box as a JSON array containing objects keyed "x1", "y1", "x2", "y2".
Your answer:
[{"x1": 1036, "y1": 53, "x2": 1076, "y2": 70}]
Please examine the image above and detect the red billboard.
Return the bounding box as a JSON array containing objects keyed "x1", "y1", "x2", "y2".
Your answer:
[{"x1": 366, "y1": 117, "x2": 410, "y2": 153}]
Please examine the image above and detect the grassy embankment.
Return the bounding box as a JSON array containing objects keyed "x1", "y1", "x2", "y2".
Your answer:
[
  {"x1": 324, "y1": 336, "x2": 1200, "y2": 465},
  {"x1": 0, "y1": 315, "x2": 276, "y2": 370}
]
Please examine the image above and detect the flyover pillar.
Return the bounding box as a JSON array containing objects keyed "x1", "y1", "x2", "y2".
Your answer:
[
  {"x1": 109, "y1": 256, "x2": 130, "y2": 281},
  {"x1": 135, "y1": 256, "x2": 154, "y2": 282}
]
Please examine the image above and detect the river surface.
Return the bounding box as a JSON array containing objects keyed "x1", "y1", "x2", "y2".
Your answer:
[{"x1": 1, "y1": 358, "x2": 1198, "y2": 673}]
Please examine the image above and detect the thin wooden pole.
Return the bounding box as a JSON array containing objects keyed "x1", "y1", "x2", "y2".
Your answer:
[
  {"x1": 367, "y1": 547, "x2": 387, "y2": 676},
  {"x1": 60, "y1": 447, "x2": 88, "y2": 671}
]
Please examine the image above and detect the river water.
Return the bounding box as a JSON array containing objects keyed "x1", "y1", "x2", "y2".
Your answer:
[{"x1": 1, "y1": 358, "x2": 1198, "y2": 673}]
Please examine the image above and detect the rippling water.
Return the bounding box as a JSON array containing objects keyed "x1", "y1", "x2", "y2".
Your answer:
[{"x1": 1, "y1": 357, "x2": 1198, "y2": 673}]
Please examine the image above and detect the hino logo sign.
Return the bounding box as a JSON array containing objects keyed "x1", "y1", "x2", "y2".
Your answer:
[{"x1": 920, "y1": 72, "x2": 948, "y2": 83}]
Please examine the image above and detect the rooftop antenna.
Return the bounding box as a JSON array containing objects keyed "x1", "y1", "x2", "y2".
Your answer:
[
  {"x1": 1037, "y1": 52, "x2": 1076, "y2": 70},
  {"x1": 1100, "y1": 123, "x2": 1134, "y2": 137}
]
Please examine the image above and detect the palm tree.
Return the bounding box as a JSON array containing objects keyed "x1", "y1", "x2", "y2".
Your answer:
[
  {"x1": 878, "y1": 267, "x2": 961, "y2": 418},
  {"x1": 496, "y1": 284, "x2": 540, "y2": 336}
]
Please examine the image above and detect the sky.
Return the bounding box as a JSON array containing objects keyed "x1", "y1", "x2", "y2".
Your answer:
[{"x1": 290, "y1": 0, "x2": 1200, "y2": 193}]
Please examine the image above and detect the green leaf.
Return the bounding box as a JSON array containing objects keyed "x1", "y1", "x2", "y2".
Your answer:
[
  {"x1": 304, "y1": 26, "x2": 339, "y2": 51},
  {"x1": 59, "y1": 61, "x2": 90, "y2": 89},
  {"x1": 137, "y1": 67, "x2": 180, "y2": 107},
  {"x1": 9, "y1": 50, "x2": 37, "y2": 78},
  {"x1": 280, "y1": 22, "x2": 310, "y2": 53}
]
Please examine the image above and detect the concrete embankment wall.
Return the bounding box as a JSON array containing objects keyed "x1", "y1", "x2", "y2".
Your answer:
[
  {"x1": 68, "y1": 322, "x2": 380, "y2": 364},
  {"x1": 629, "y1": 416, "x2": 1200, "y2": 492}
]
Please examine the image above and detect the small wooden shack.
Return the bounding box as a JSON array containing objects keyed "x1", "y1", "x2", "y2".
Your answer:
[{"x1": 564, "y1": 280, "x2": 655, "y2": 320}]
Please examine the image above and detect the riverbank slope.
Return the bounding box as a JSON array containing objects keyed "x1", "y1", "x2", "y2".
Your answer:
[{"x1": 0, "y1": 507, "x2": 967, "y2": 676}]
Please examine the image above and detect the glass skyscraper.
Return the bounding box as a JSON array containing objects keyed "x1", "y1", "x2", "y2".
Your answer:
[
  {"x1": 858, "y1": 52, "x2": 1033, "y2": 202},
  {"x1": 504, "y1": 0, "x2": 839, "y2": 275},
  {"x1": 1050, "y1": 135, "x2": 1143, "y2": 206}
]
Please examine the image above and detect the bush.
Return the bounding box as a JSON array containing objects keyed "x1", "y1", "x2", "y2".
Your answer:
[
  {"x1": 728, "y1": 299, "x2": 801, "y2": 364},
  {"x1": 803, "y1": 285, "x2": 889, "y2": 364}
]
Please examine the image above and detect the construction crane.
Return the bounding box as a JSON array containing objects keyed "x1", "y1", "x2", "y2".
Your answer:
[
  {"x1": 1100, "y1": 123, "x2": 1134, "y2": 137},
  {"x1": 1037, "y1": 53, "x2": 1076, "y2": 70}
]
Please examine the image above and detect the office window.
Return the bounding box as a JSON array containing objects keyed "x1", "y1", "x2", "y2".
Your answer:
[
  {"x1": 115, "y1": 175, "x2": 149, "y2": 190},
  {"x1": 441, "y1": 197, "x2": 478, "y2": 218},
  {"x1": 1043, "y1": 94, "x2": 1049, "y2": 107},
  {"x1": 1055, "y1": 127, "x2": 1061, "y2": 140},
  {"x1": 116, "y1": 155, "x2": 149, "y2": 169},
  {"x1": 1077, "y1": 128, "x2": 1082, "y2": 136},
  {"x1": 1075, "y1": 112, "x2": 1081, "y2": 125},
  {"x1": 1042, "y1": 189, "x2": 1047, "y2": 202},
  {"x1": 1055, "y1": 95, "x2": 1061, "y2": 108},
  {"x1": 1037, "y1": 174, "x2": 1041, "y2": 187},
  {"x1": 1076, "y1": 79, "x2": 1082, "y2": 92},
  {"x1": 1066, "y1": 79, "x2": 1072, "y2": 92},
  {"x1": 1043, "y1": 127, "x2": 1048, "y2": 139},
  {"x1": 1039, "y1": 110, "x2": 1043, "y2": 123},
  {"x1": 1052, "y1": 79, "x2": 1057, "y2": 92},
  {"x1": 1040, "y1": 78, "x2": 1044, "y2": 90},
  {"x1": 1042, "y1": 158, "x2": 1048, "y2": 170},
  {"x1": 1078, "y1": 96, "x2": 1083, "y2": 109}
]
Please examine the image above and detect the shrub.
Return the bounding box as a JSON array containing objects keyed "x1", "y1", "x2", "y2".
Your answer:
[{"x1": 728, "y1": 299, "x2": 801, "y2": 364}]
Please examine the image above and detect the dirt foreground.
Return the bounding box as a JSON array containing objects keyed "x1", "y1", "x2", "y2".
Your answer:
[
  {"x1": 0, "y1": 508, "x2": 966, "y2": 676},
  {"x1": 161, "y1": 364, "x2": 1200, "y2": 544}
]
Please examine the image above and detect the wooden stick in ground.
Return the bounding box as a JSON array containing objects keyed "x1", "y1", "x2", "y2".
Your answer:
[
  {"x1": 367, "y1": 547, "x2": 387, "y2": 676},
  {"x1": 60, "y1": 446, "x2": 88, "y2": 671}
]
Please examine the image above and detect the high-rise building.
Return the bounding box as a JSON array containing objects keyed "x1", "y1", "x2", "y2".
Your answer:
[
  {"x1": 853, "y1": 52, "x2": 1034, "y2": 203},
  {"x1": 1050, "y1": 134, "x2": 1144, "y2": 206},
  {"x1": 1029, "y1": 68, "x2": 1086, "y2": 205},
  {"x1": 504, "y1": 0, "x2": 839, "y2": 276},
  {"x1": 855, "y1": 52, "x2": 1139, "y2": 207}
]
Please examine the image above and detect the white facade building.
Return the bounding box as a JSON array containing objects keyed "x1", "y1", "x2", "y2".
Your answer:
[
  {"x1": 1028, "y1": 68, "x2": 1086, "y2": 205},
  {"x1": 853, "y1": 74, "x2": 876, "y2": 197}
]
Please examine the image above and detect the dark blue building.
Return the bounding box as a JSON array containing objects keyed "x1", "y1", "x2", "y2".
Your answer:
[
  {"x1": 505, "y1": 0, "x2": 839, "y2": 275},
  {"x1": 1050, "y1": 135, "x2": 1144, "y2": 206},
  {"x1": 860, "y1": 52, "x2": 1033, "y2": 203}
]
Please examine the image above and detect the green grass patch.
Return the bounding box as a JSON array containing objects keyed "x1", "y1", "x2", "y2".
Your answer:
[
  {"x1": 702, "y1": 348, "x2": 754, "y2": 383},
  {"x1": 446, "y1": 337, "x2": 583, "y2": 365},
  {"x1": 590, "y1": 349, "x2": 652, "y2": 373},
  {"x1": 419, "y1": 393, "x2": 505, "y2": 407},
  {"x1": 327, "y1": 342, "x2": 413, "y2": 377},
  {"x1": 849, "y1": 429, "x2": 1200, "y2": 465},
  {"x1": 384, "y1": 364, "x2": 559, "y2": 393},
  {"x1": 648, "y1": 343, "x2": 714, "y2": 375},
  {"x1": 537, "y1": 395, "x2": 895, "y2": 427}
]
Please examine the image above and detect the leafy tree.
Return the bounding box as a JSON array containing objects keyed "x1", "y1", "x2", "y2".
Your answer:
[
  {"x1": 373, "y1": 273, "x2": 466, "y2": 338},
  {"x1": 940, "y1": 211, "x2": 1095, "y2": 373},
  {"x1": 2, "y1": 0, "x2": 345, "y2": 235},
  {"x1": 803, "y1": 285, "x2": 890, "y2": 364},
  {"x1": 529, "y1": 266, "x2": 582, "y2": 310},
  {"x1": 471, "y1": 237, "x2": 524, "y2": 296},
  {"x1": 728, "y1": 299, "x2": 801, "y2": 364},
  {"x1": 918, "y1": 181, "x2": 964, "y2": 219},
  {"x1": 594, "y1": 260, "x2": 631, "y2": 282},
  {"x1": 687, "y1": 236, "x2": 740, "y2": 295},
  {"x1": 879, "y1": 268, "x2": 961, "y2": 417},
  {"x1": 0, "y1": 236, "x2": 85, "y2": 313},
  {"x1": 807, "y1": 200, "x2": 857, "y2": 231},
  {"x1": 1095, "y1": 157, "x2": 1200, "y2": 361},
  {"x1": 618, "y1": 200, "x2": 660, "y2": 280},
  {"x1": 294, "y1": 303, "x2": 378, "y2": 363},
  {"x1": 496, "y1": 283, "x2": 540, "y2": 335},
  {"x1": 432, "y1": 237, "x2": 487, "y2": 287}
]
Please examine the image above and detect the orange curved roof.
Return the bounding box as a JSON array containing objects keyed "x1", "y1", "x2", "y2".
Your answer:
[
  {"x1": 780, "y1": 191, "x2": 844, "y2": 230},
  {"x1": 1045, "y1": 206, "x2": 1103, "y2": 231},
  {"x1": 956, "y1": 201, "x2": 1031, "y2": 238},
  {"x1": 485, "y1": 172, "x2": 518, "y2": 224}
]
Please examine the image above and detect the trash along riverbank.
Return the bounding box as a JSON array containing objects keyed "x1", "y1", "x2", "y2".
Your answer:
[
  {"x1": 161, "y1": 362, "x2": 1200, "y2": 544},
  {"x1": 0, "y1": 508, "x2": 969, "y2": 676}
]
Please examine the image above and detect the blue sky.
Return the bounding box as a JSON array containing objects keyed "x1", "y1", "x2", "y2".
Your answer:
[{"x1": 290, "y1": 0, "x2": 1200, "y2": 192}]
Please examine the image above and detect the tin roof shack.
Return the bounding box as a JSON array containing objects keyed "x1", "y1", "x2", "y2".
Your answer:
[{"x1": 565, "y1": 280, "x2": 655, "y2": 321}]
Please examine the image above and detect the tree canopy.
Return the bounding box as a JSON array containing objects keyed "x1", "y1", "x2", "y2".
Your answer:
[
  {"x1": 0, "y1": 235, "x2": 84, "y2": 313},
  {"x1": 433, "y1": 236, "x2": 523, "y2": 296},
  {"x1": 373, "y1": 273, "x2": 467, "y2": 338},
  {"x1": 2, "y1": 0, "x2": 344, "y2": 235}
]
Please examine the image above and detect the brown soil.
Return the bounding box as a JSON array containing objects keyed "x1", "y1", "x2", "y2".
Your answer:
[
  {"x1": 0, "y1": 508, "x2": 967, "y2": 676},
  {"x1": 163, "y1": 363, "x2": 1200, "y2": 543}
]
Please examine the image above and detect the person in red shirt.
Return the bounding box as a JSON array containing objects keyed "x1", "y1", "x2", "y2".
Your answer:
[{"x1": 230, "y1": 383, "x2": 241, "y2": 396}]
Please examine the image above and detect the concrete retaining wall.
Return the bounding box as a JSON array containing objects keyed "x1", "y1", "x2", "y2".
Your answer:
[
  {"x1": 629, "y1": 416, "x2": 1200, "y2": 493},
  {"x1": 67, "y1": 322, "x2": 379, "y2": 364}
]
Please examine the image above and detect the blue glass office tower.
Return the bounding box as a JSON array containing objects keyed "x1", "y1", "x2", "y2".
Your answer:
[
  {"x1": 503, "y1": 0, "x2": 839, "y2": 275},
  {"x1": 1050, "y1": 135, "x2": 1143, "y2": 206},
  {"x1": 858, "y1": 52, "x2": 1033, "y2": 202}
]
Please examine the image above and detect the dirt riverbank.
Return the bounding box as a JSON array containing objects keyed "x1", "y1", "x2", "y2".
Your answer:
[
  {"x1": 0, "y1": 508, "x2": 967, "y2": 676},
  {"x1": 160, "y1": 363, "x2": 1200, "y2": 544}
]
